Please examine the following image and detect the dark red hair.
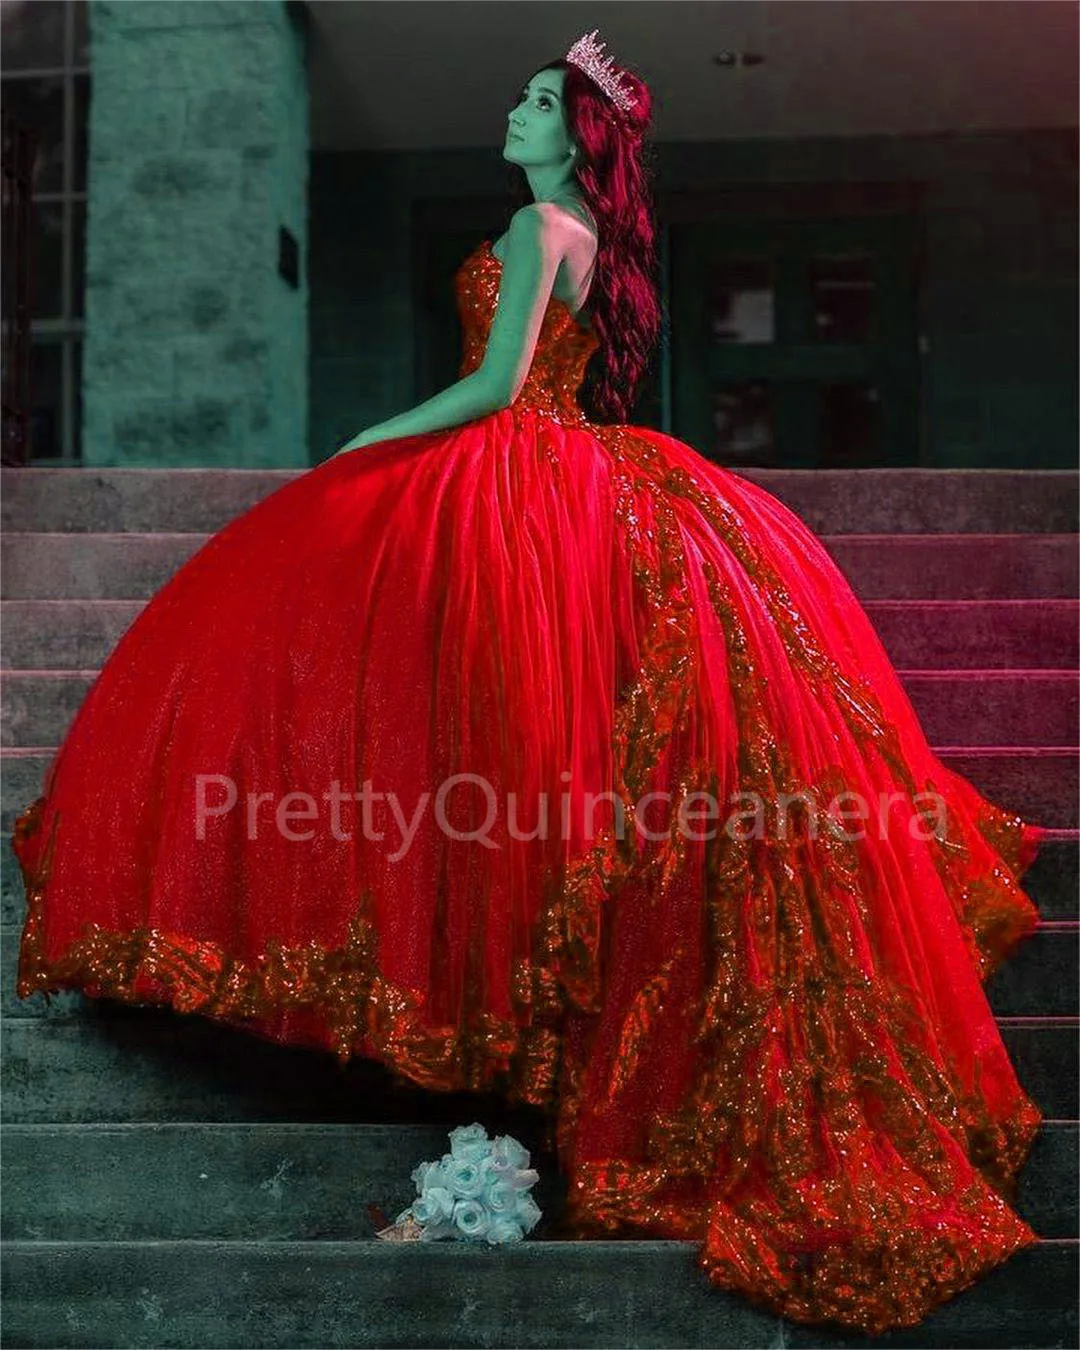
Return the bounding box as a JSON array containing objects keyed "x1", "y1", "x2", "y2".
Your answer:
[{"x1": 507, "y1": 56, "x2": 661, "y2": 422}]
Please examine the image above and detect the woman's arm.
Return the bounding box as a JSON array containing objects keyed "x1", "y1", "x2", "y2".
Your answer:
[
  {"x1": 337, "y1": 204, "x2": 565, "y2": 454},
  {"x1": 335, "y1": 369, "x2": 504, "y2": 453},
  {"x1": 477, "y1": 203, "x2": 564, "y2": 406}
]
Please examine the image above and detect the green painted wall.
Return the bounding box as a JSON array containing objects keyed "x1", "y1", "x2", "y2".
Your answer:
[
  {"x1": 84, "y1": 0, "x2": 308, "y2": 466},
  {"x1": 309, "y1": 149, "x2": 505, "y2": 460},
  {"x1": 310, "y1": 128, "x2": 1076, "y2": 469}
]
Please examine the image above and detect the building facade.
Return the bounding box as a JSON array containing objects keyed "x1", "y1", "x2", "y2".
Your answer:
[{"x1": 3, "y1": 0, "x2": 1077, "y2": 470}]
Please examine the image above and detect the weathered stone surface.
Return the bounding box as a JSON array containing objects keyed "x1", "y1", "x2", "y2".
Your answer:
[
  {"x1": 2, "y1": 1239, "x2": 790, "y2": 1350},
  {"x1": 4, "y1": 468, "x2": 1077, "y2": 536},
  {"x1": 84, "y1": 0, "x2": 309, "y2": 466}
]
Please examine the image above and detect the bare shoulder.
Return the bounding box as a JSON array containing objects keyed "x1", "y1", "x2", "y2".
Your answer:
[{"x1": 507, "y1": 202, "x2": 563, "y2": 248}]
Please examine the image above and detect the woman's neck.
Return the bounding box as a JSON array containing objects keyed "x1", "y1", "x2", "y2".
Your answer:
[
  {"x1": 521, "y1": 162, "x2": 582, "y2": 208},
  {"x1": 527, "y1": 189, "x2": 595, "y2": 236}
]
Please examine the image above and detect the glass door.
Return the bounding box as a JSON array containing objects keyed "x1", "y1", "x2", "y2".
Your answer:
[{"x1": 669, "y1": 214, "x2": 921, "y2": 467}]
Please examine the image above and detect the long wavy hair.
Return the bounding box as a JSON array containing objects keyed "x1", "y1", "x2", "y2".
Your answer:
[{"x1": 506, "y1": 56, "x2": 661, "y2": 422}]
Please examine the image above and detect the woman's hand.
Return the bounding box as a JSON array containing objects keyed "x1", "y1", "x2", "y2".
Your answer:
[{"x1": 334, "y1": 427, "x2": 382, "y2": 456}]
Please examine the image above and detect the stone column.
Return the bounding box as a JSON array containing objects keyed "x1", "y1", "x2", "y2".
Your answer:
[{"x1": 83, "y1": 0, "x2": 308, "y2": 466}]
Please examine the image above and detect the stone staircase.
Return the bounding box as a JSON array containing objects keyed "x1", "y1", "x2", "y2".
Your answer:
[{"x1": 1, "y1": 466, "x2": 1077, "y2": 1349}]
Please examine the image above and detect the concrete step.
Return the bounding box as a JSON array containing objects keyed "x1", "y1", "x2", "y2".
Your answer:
[
  {"x1": 735, "y1": 469, "x2": 1080, "y2": 536},
  {"x1": 0, "y1": 1010, "x2": 565, "y2": 1128},
  {"x1": 2, "y1": 531, "x2": 1078, "y2": 601},
  {"x1": 1, "y1": 600, "x2": 146, "y2": 671},
  {"x1": 823, "y1": 535, "x2": 1079, "y2": 600},
  {"x1": 0, "y1": 1121, "x2": 562, "y2": 1243},
  {"x1": 5, "y1": 597, "x2": 1078, "y2": 673},
  {"x1": 3, "y1": 920, "x2": 1075, "y2": 1024},
  {"x1": 930, "y1": 747, "x2": 1079, "y2": 828},
  {"x1": 845, "y1": 822, "x2": 1076, "y2": 918},
  {"x1": 0, "y1": 470, "x2": 301, "y2": 536},
  {"x1": 5, "y1": 667, "x2": 1074, "y2": 751},
  {"x1": 862, "y1": 599, "x2": 1080, "y2": 671},
  {"x1": 1, "y1": 1237, "x2": 1075, "y2": 1349},
  {"x1": 1, "y1": 1014, "x2": 1074, "y2": 1124},
  {"x1": 982, "y1": 924, "x2": 1077, "y2": 1017},
  {"x1": 3, "y1": 467, "x2": 1076, "y2": 536},
  {"x1": 896, "y1": 671, "x2": 1079, "y2": 748},
  {"x1": 1022, "y1": 831, "x2": 1080, "y2": 920},
  {"x1": 1, "y1": 1119, "x2": 1074, "y2": 1244}
]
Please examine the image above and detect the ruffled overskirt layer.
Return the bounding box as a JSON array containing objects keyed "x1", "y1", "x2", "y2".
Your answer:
[{"x1": 13, "y1": 407, "x2": 1047, "y2": 1333}]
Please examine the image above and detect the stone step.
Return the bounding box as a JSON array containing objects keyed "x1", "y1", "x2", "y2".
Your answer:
[
  {"x1": 3, "y1": 915, "x2": 1074, "y2": 1025},
  {"x1": 0, "y1": 469, "x2": 304, "y2": 535},
  {"x1": 896, "y1": 671, "x2": 1079, "y2": 748},
  {"x1": 4, "y1": 741, "x2": 1075, "y2": 832},
  {"x1": 862, "y1": 599, "x2": 1080, "y2": 671},
  {"x1": 4, "y1": 597, "x2": 1079, "y2": 673},
  {"x1": 1, "y1": 600, "x2": 147, "y2": 671},
  {"x1": 2, "y1": 1237, "x2": 1076, "y2": 1349},
  {"x1": 0, "y1": 1121, "x2": 561, "y2": 1243},
  {"x1": 2, "y1": 531, "x2": 1077, "y2": 601},
  {"x1": 3, "y1": 467, "x2": 1076, "y2": 536},
  {"x1": 1, "y1": 1015, "x2": 1075, "y2": 1125},
  {"x1": 5, "y1": 666, "x2": 1074, "y2": 752},
  {"x1": 1, "y1": 1120, "x2": 1074, "y2": 1245},
  {"x1": 0, "y1": 1011, "x2": 564, "y2": 1128},
  {"x1": 823, "y1": 535, "x2": 1079, "y2": 600},
  {"x1": 930, "y1": 747, "x2": 1079, "y2": 828},
  {"x1": 1022, "y1": 832, "x2": 1080, "y2": 920},
  {"x1": 984, "y1": 924, "x2": 1080, "y2": 1017},
  {"x1": 733, "y1": 469, "x2": 1080, "y2": 537}
]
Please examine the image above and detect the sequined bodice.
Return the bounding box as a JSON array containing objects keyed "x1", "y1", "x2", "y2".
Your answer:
[{"x1": 455, "y1": 239, "x2": 600, "y2": 425}]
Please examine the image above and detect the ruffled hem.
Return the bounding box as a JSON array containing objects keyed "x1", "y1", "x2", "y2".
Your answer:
[
  {"x1": 12, "y1": 777, "x2": 1046, "y2": 1335},
  {"x1": 561, "y1": 1157, "x2": 1040, "y2": 1335},
  {"x1": 554, "y1": 814, "x2": 1044, "y2": 1334},
  {"x1": 11, "y1": 793, "x2": 596, "y2": 1120}
]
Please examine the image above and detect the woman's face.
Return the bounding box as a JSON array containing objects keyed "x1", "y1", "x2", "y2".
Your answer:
[{"x1": 504, "y1": 67, "x2": 575, "y2": 166}]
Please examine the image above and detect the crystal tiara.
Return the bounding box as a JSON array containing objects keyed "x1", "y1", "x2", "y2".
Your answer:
[{"x1": 564, "y1": 28, "x2": 637, "y2": 113}]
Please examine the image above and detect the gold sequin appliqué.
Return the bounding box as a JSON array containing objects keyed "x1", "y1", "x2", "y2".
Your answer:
[
  {"x1": 12, "y1": 238, "x2": 1047, "y2": 1336},
  {"x1": 548, "y1": 422, "x2": 1044, "y2": 1334},
  {"x1": 13, "y1": 792, "x2": 568, "y2": 1111}
]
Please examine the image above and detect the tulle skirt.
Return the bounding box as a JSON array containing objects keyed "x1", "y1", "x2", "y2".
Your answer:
[{"x1": 13, "y1": 405, "x2": 1047, "y2": 1332}]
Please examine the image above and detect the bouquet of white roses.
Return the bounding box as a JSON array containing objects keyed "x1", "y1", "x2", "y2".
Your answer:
[{"x1": 375, "y1": 1122, "x2": 542, "y2": 1245}]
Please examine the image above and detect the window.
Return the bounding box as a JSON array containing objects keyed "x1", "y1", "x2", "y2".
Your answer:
[
  {"x1": 709, "y1": 258, "x2": 776, "y2": 345},
  {"x1": 2, "y1": 0, "x2": 89, "y2": 461},
  {"x1": 670, "y1": 206, "x2": 921, "y2": 468}
]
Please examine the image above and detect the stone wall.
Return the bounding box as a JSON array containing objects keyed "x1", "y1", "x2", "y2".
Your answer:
[{"x1": 83, "y1": 0, "x2": 308, "y2": 466}]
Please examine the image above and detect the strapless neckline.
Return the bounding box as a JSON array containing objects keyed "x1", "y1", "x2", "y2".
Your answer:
[{"x1": 481, "y1": 238, "x2": 594, "y2": 333}]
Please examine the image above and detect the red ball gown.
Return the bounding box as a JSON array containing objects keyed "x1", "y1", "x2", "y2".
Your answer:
[{"x1": 12, "y1": 235, "x2": 1048, "y2": 1333}]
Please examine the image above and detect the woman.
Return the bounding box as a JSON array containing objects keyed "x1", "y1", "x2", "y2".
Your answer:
[{"x1": 11, "y1": 30, "x2": 1048, "y2": 1335}]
